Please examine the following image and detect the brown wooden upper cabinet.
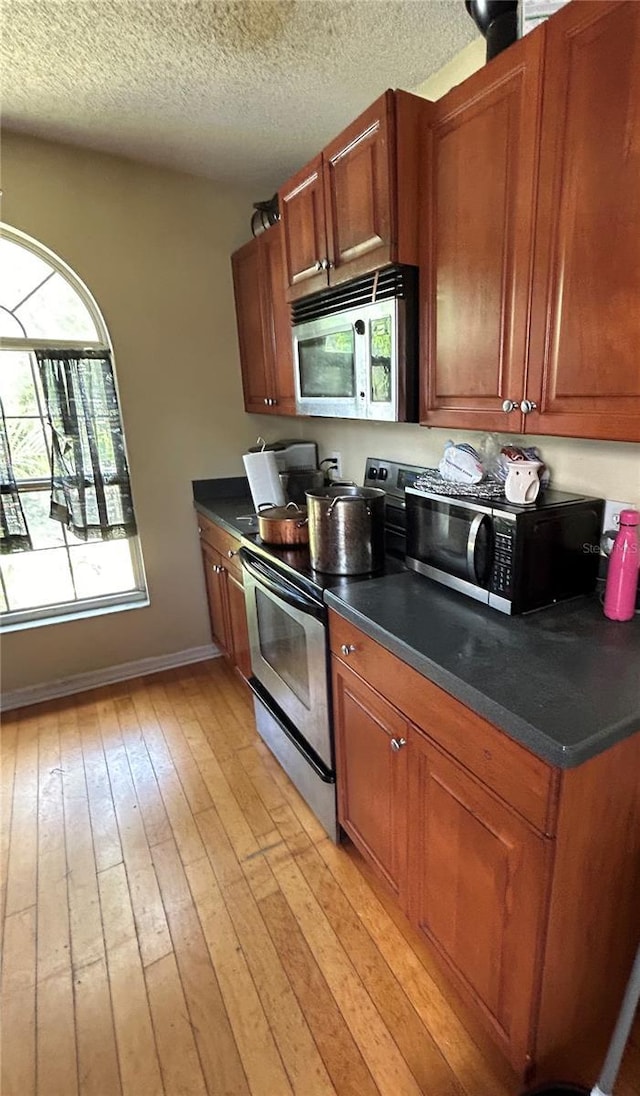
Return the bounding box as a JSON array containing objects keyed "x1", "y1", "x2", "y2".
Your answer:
[
  {"x1": 421, "y1": 27, "x2": 544, "y2": 435},
  {"x1": 279, "y1": 90, "x2": 431, "y2": 301},
  {"x1": 231, "y1": 223, "x2": 295, "y2": 415},
  {"x1": 421, "y1": 0, "x2": 640, "y2": 442},
  {"x1": 527, "y1": 0, "x2": 640, "y2": 441}
]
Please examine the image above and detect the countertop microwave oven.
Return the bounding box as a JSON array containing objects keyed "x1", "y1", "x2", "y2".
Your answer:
[
  {"x1": 405, "y1": 487, "x2": 604, "y2": 614},
  {"x1": 291, "y1": 266, "x2": 417, "y2": 421}
]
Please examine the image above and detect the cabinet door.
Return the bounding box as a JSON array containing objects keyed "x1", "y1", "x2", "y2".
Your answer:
[
  {"x1": 201, "y1": 543, "x2": 232, "y2": 657},
  {"x1": 279, "y1": 155, "x2": 329, "y2": 300},
  {"x1": 420, "y1": 30, "x2": 544, "y2": 432},
  {"x1": 261, "y1": 225, "x2": 296, "y2": 415},
  {"x1": 407, "y1": 729, "x2": 549, "y2": 1070},
  {"x1": 332, "y1": 659, "x2": 408, "y2": 902},
  {"x1": 231, "y1": 237, "x2": 273, "y2": 413},
  {"x1": 227, "y1": 573, "x2": 251, "y2": 681},
  {"x1": 323, "y1": 91, "x2": 395, "y2": 286},
  {"x1": 527, "y1": 0, "x2": 640, "y2": 441}
]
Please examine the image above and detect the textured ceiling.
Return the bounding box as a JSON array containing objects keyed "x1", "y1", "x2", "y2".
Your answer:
[{"x1": 2, "y1": 0, "x2": 478, "y2": 192}]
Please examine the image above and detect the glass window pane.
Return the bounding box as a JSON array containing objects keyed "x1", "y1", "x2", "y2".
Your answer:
[
  {"x1": 0, "y1": 309, "x2": 27, "y2": 339},
  {"x1": 1, "y1": 547, "x2": 75, "y2": 610},
  {"x1": 0, "y1": 351, "x2": 39, "y2": 415},
  {"x1": 69, "y1": 540, "x2": 136, "y2": 599},
  {"x1": 5, "y1": 418, "x2": 50, "y2": 480},
  {"x1": 21, "y1": 491, "x2": 65, "y2": 549},
  {"x1": 14, "y1": 272, "x2": 98, "y2": 341},
  {"x1": 0, "y1": 239, "x2": 53, "y2": 310}
]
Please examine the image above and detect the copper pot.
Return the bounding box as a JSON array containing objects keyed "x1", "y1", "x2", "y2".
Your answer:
[{"x1": 256, "y1": 502, "x2": 309, "y2": 546}]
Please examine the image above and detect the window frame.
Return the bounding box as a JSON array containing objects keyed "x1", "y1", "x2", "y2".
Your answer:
[{"x1": 0, "y1": 224, "x2": 148, "y2": 630}]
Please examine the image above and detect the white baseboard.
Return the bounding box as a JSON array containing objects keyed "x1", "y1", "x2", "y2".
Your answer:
[{"x1": 0, "y1": 643, "x2": 221, "y2": 713}]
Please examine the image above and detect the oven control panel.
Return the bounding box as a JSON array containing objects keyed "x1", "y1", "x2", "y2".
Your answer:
[{"x1": 363, "y1": 457, "x2": 428, "y2": 502}]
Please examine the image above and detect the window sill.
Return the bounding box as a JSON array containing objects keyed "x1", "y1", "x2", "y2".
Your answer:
[{"x1": 0, "y1": 592, "x2": 150, "y2": 633}]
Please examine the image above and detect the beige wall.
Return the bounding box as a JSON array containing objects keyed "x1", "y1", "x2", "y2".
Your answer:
[
  {"x1": 1, "y1": 132, "x2": 282, "y2": 693},
  {"x1": 292, "y1": 39, "x2": 640, "y2": 509}
]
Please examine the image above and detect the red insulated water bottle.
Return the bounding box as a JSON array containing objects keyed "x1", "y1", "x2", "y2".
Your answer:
[{"x1": 603, "y1": 508, "x2": 640, "y2": 621}]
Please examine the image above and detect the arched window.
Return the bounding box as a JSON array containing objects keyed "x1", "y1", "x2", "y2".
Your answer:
[{"x1": 0, "y1": 224, "x2": 147, "y2": 627}]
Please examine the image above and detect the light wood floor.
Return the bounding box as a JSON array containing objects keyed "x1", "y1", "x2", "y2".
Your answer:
[{"x1": 1, "y1": 658, "x2": 638, "y2": 1096}]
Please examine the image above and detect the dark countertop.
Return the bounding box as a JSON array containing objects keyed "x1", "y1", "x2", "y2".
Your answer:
[
  {"x1": 194, "y1": 485, "x2": 640, "y2": 770},
  {"x1": 193, "y1": 480, "x2": 259, "y2": 539},
  {"x1": 325, "y1": 572, "x2": 640, "y2": 769}
]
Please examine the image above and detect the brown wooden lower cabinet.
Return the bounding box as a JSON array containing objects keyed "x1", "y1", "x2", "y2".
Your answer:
[
  {"x1": 197, "y1": 513, "x2": 250, "y2": 683},
  {"x1": 201, "y1": 540, "x2": 232, "y2": 656},
  {"x1": 333, "y1": 663, "x2": 408, "y2": 902},
  {"x1": 330, "y1": 611, "x2": 640, "y2": 1084},
  {"x1": 407, "y1": 728, "x2": 549, "y2": 1070},
  {"x1": 227, "y1": 571, "x2": 251, "y2": 681}
]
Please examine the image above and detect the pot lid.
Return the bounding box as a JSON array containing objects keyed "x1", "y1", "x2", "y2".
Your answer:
[{"x1": 257, "y1": 503, "x2": 307, "y2": 520}]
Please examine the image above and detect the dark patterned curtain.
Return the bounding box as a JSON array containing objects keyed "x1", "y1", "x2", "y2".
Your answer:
[
  {"x1": 0, "y1": 398, "x2": 32, "y2": 554},
  {"x1": 35, "y1": 349, "x2": 137, "y2": 542}
]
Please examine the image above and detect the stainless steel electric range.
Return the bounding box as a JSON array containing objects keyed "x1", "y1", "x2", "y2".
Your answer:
[{"x1": 239, "y1": 457, "x2": 428, "y2": 843}]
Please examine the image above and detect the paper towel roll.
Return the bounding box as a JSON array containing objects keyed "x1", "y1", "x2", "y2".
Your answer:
[{"x1": 243, "y1": 451, "x2": 286, "y2": 511}]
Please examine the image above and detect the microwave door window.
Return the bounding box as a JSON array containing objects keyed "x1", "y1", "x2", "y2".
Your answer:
[
  {"x1": 298, "y1": 329, "x2": 356, "y2": 398},
  {"x1": 413, "y1": 501, "x2": 492, "y2": 587},
  {"x1": 370, "y1": 315, "x2": 392, "y2": 404}
]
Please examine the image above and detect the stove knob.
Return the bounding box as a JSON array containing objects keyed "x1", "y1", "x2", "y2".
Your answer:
[
  {"x1": 369, "y1": 467, "x2": 378, "y2": 479},
  {"x1": 378, "y1": 467, "x2": 388, "y2": 482}
]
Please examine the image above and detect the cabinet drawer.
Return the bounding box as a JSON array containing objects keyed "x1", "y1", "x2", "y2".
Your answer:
[
  {"x1": 329, "y1": 611, "x2": 557, "y2": 835},
  {"x1": 196, "y1": 513, "x2": 243, "y2": 581}
]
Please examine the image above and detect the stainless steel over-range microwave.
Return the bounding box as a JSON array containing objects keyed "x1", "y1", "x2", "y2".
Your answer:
[{"x1": 291, "y1": 266, "x2": 418, "y2": 421}]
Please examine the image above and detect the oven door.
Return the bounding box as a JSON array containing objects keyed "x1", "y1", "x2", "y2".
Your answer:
[
  {"x1": 239, "y1": 548, "x2": 332, "y2": 769},
  {"x1": 405, "y1": 489, "x2": 495, "y2": 605}
]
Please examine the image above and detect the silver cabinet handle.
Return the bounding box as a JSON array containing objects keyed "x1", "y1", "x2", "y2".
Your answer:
[
  {"x1": 390, "y1": 737, "x2": 407, "y2": 751},
  {"x1": 212, "y1": 564, "x2": 225, "y2": 574},
  {"x1": 263, "y1": 397, "x2": 269, "y2": 405},
  {"x1": 340, "y1": 644, "x2": 356, "y2": 656},
  {"x1": 315, "y1": 260, "x2": 323, "y2": 272},
  {"x1": 227, "y1": 549, "x2": 237, "y2": 559},
  {"x1": 520, "y1": 399, "x2": 538, "y2": 414},
  {"x1": 320, "y1": 258, "x2": 334, "y2": 271},
  {"x1": 502, "y1": 399, "x2": 519, "y2": 412}
]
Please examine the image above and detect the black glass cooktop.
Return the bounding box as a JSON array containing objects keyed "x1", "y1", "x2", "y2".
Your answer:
[{"x1": 239, "y1": 526, "x2": 406, "y2": 602}]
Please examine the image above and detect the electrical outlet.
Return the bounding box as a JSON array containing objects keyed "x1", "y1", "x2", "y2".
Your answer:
[
  {"x1": 601, "y1": 499, "x2": 633, "y2": 546},
  {"x1": 326, "y1": 450, "x2": 342, "y2": 478}
]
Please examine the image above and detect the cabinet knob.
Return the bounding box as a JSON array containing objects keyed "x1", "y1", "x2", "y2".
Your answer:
[
  {"x1": 212, "y1": 564, "x2": 224, "y2": 574},
  {"x1": 263, "y1": 397, "x2": 269, "y2": 405},
  {"x1": 520, "y1": 399, "x2": 538, "y2": 414},
  {"x1": 340, "y1": 643, "x2": 356, "y2": 656},
  {"x1": 271, "y1": 398, "x2": 278, "y2": 406},
  {"x1": 227, "y1": 549, "x2": 237, "y2": 559},
  {"x1": 315, "y1": 260, "x2": 323, "y2": 272},
  {"x1": 390, "y1": 737, "x2": 407, "y2": 751},
  {"x1": 320, "y1": 258, "x2": 334, "y2": 271},
  {"x1": 502, "y1": 399, "x2": 519, "y2": 413}
]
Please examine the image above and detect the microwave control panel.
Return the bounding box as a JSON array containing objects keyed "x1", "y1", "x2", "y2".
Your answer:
[{"x1": 491, "y1": 518, "x2": 515, "y2": 596}]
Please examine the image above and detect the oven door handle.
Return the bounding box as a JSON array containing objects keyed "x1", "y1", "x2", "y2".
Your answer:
[{"x1": 239, "y1": 548, "x2": 325, "y2": 622}]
